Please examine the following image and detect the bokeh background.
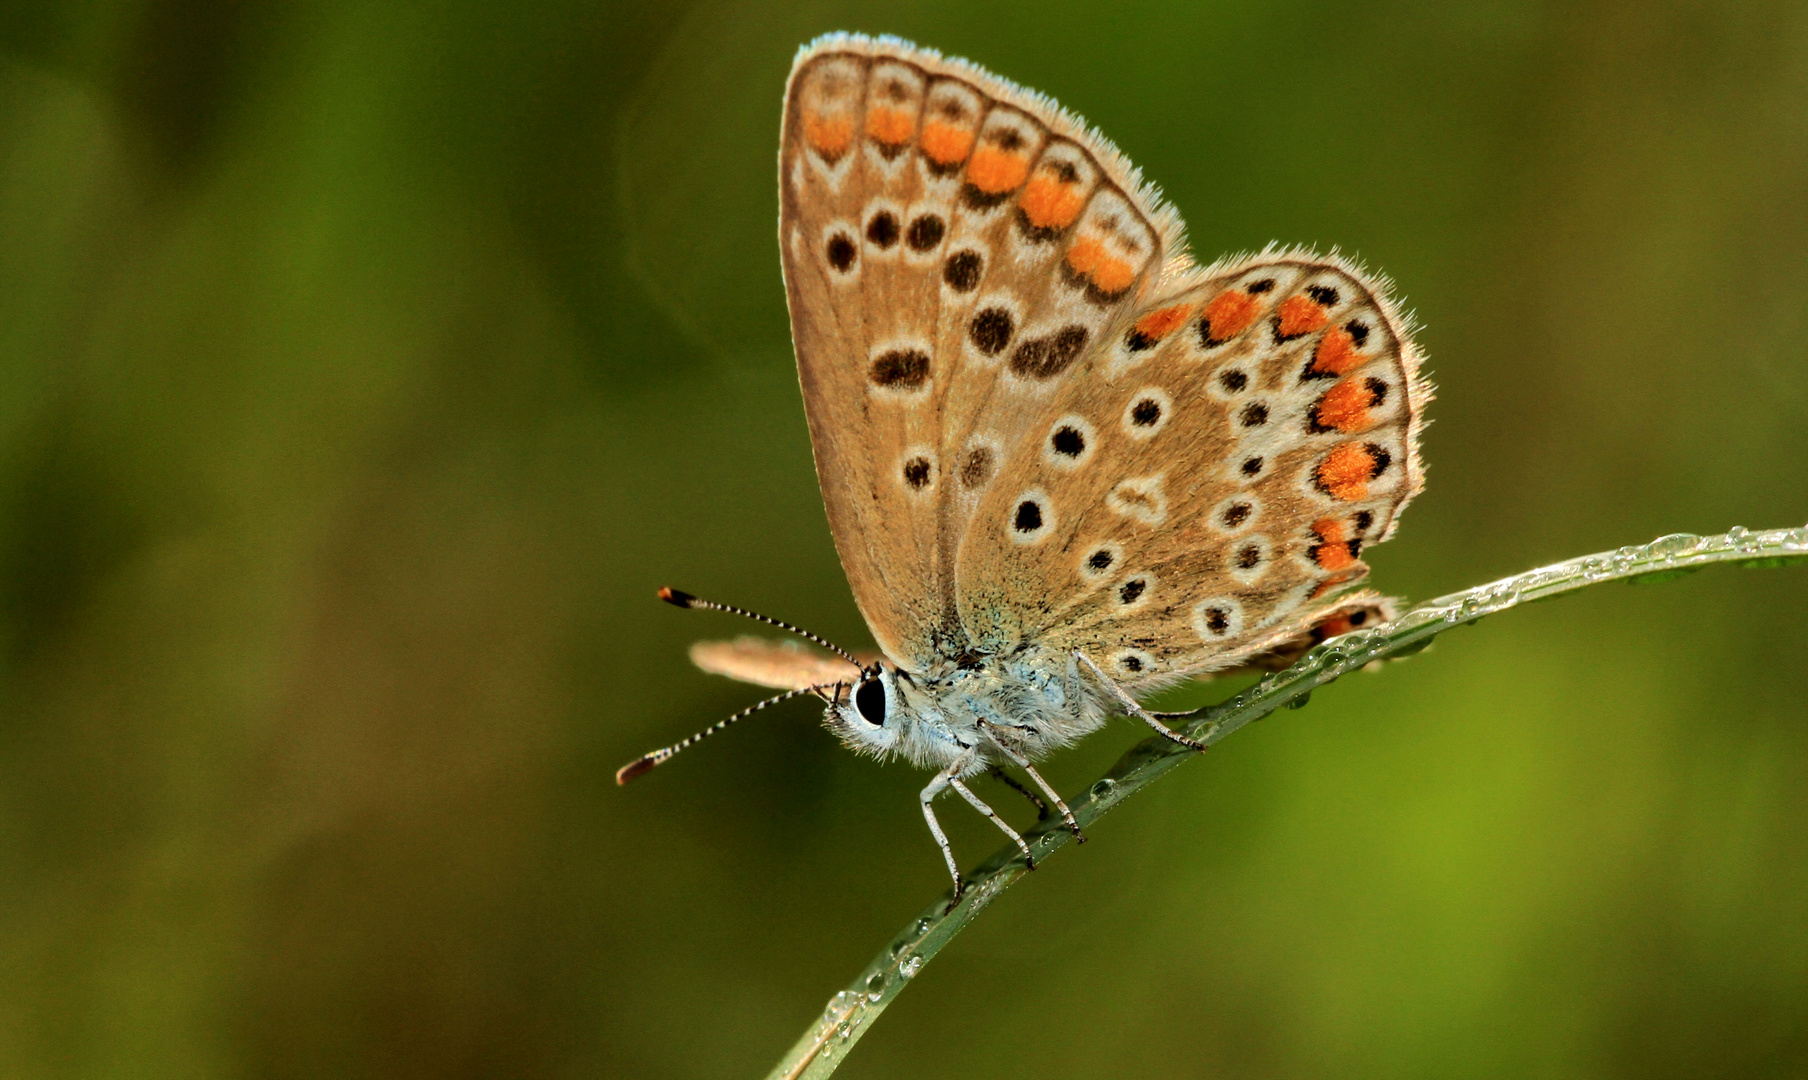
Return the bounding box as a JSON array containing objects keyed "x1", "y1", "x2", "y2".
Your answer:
[{"x1": 2, "y1": 1, "x2": 1806, "y2": 1077}]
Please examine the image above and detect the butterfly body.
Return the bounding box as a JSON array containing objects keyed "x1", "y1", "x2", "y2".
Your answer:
[
  {"x1": 824, "y1": 647, "x2": 1112, "y2": 773},
  {"x1": 623, "y1": 33, "x2": 1430, "y2": 898}
]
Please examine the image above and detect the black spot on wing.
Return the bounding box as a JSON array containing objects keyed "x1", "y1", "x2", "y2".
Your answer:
[
  {"x1": 869, "y1": 349, "x2": 930, "y2": 389},
  {"x1": 969, "y1": 308, "x2": 1014, "y2": 356},
  {"x1": 1009, "y1": 326, "x2": 1088, "y2": 379},
  {"x1": 943, "y1": 250, "x2": 982, "y2": 292},
  {"x1": 906, "y1": 214, "x2": 945, "y2": 251}
]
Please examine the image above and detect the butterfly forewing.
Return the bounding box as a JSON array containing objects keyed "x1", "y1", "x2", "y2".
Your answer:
[
  {"x1": 780, "y1": 50, "x2": 944, "y2": 667},
  {"x1": 955, "y1": 256, "x2": 1428, "y2": 686},
  {"x1": 780, "y1": 37, "x2": 1176, "y2": 670}
]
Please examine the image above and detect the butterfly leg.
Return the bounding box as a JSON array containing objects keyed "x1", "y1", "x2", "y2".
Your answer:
[
  {"x1": 920, "y1": 752, "x2": 977, "y2": 905},
  {"x1": 977, "y1": 725, "x2": 1085, "y2": 843},
  {"x1": 1074, "y1": 651, "x2": 1207, "y2": 752},
  {"x1": 987, "y1": 765, "x2": 1049, "y2": 820},
  {"x1": 948, "y1": 777, "x2": 1036, "y2": 870}
]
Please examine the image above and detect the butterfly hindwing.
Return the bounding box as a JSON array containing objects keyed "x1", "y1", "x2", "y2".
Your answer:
[
  {"x1": 780, "y1": 36, "x2": 1176, "y2": 671},
  {"x1": 955, "y1": 255, "x2": 1429, "y2": 687}
]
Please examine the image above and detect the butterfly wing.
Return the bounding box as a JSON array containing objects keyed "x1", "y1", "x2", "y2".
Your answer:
[
  {"x1": 779, "y1": 36, "x2": 1177, "y2": 670},
  {"x1": 1228, "y1": 593, "x2": 1399, "y2": 673},
  {"x1": 957, "y1": 253, "x2": 1430, "y2": 687},
  {"x1": 780, "y1": 36, "x2": 1430, "y2": 688}
]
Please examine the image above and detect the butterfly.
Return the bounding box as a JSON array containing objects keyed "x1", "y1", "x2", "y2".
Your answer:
[{"x1": 620, "y1": 33, "x2": 1429, "y2": 901}]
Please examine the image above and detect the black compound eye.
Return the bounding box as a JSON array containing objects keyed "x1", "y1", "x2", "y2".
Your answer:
[{"x1": 854, "y1": 678, "x2": 886, "y2": 726}]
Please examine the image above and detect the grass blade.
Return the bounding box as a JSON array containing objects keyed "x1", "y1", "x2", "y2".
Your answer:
[{"x1": 765, "y1": 525, "x2": 1808, "y2": 1080}]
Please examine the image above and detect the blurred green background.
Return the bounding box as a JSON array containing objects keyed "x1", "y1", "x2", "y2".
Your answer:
[{"x1": 2, "y1": 1, "x2": 1806, "y2": 1077}]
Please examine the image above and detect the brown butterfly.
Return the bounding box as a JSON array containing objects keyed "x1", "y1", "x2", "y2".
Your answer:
[{"x1": 621, "y1": 34, "x2": 1429, "y2": 901}]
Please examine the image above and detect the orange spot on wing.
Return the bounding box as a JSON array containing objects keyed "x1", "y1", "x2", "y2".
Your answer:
[
  {"x1": 1090, "y1": 254, "x2": 1137, "y2": 294},
  {"x1": 1315, "y1": 378, "x2": 1375, "y2": 433},
  {"x1": 803, "y1": 112, "x2": 854, "y2": 155},
  {"x1": 1316, "y1": 614, "x2": 1355, "y2": 637},
  {"x1": 1316, "y1": 443, "x2": 1375, "y2": 502},
  {"x1": 1203, "y1": 290, "x2": 1260, "y2": 341},
  {"x1": 1310, "y1": 517, "x2": 1356, "y2": 570},
  {"x1": 920, "y1": 121, "x2": 973, "y2": 165},
  {"x1": 1067, "y1": 238, "x2": 1136, "y2": 294},
  {"x1": 967, "y1": 145, "x2": 1031, "y2": 193},
  {"x1": 865, "y1": 106, "x2": 914, "y2": 145},
  {"x1": 1276, "y1": 294, "x2": 1329, "y2": 339},
  {"x1": 1310, "y1": 324, "x2": 1363, "y2": 376},
  {"x1": 1018, "y1": 174, "x2": 1085, "y2": 229},
  {"x1": 1066, "y1": 237, "x2": 1104, "y2": 274},
  {"x1": 1133, "y1": 304, "x2": 1193, "y2": 342},
  {"x1": 1308, "y1": 570, "x2": 1365, "y2": 600},
  {"x1": 1312, "y1": 517, "x2": 1349, "y2": 544}
]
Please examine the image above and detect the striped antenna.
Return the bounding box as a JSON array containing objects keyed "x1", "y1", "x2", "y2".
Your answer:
[
  {"x1": 657, "y1": 586, "x2": 866, "y2": 670},
  {"x1": 615, "y1": 683, "x2": 845, "y2": 785}
]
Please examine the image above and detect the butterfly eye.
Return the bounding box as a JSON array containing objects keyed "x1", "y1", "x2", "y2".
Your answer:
[{"x1": 854, "y1": 678, "x2": 887, "y2": 726}]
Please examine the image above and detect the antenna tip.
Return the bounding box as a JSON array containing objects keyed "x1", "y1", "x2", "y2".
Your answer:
[
  {"x1": 615, "y1": 756, "x2": 659, "y2": 785},
  {"x1": 658, "y1": 586, "x2": 697, "y2": 608}
]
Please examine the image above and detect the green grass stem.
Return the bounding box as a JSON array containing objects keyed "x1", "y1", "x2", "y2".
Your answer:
[{"x1": 765, "y1": 525, "x2": 1808, "y2": 1080}]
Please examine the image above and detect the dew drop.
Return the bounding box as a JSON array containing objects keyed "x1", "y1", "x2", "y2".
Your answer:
[
  {"x1": 1287, "y1": 691, "x2": 1313, "y2": 710},
  {"x1": 1090, "y1": 778, "x2": 1117, "y2": 799},
  {"x1": 1647, "y1": 533, "x2": 1701, "y2": 559},
  {"x1": 900, "y1": 955, "x2": 925, "y2": 978}
]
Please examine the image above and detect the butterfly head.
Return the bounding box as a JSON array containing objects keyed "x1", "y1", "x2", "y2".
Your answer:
[{"x1": 823, "y1": 662, "x2": 912, "y2": 758}]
